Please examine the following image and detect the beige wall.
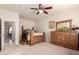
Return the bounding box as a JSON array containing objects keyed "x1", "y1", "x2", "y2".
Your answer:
[
  {"x1": 20, "y1": 18, "x2": 35, "y2": 29},
  {"x1": 36, "y1": 6, "x2": 79, "y2": 42}
]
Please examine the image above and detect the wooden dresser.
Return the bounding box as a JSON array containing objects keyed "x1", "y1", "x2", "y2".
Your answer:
[{"x1": 51, "y1": 31, "x2": 78, "y2": 50}]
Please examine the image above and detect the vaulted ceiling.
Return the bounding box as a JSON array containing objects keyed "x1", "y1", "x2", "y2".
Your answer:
[{"x1": 0, "y1": 4, "x2": 78, "y2": 21}]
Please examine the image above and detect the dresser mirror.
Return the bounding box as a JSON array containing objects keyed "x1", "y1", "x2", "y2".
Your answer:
[{"x1": 56, "y1": 19, "x2": 72, "y2": 31}]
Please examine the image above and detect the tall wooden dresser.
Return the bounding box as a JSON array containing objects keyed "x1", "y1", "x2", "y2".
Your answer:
[{"x1": 51, "y1": 31, "x2": 78, "y2": 50}]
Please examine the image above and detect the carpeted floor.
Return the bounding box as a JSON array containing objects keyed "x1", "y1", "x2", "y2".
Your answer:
[{"x1": 0, "y1": 42, "x2": 79, "y2": 55}]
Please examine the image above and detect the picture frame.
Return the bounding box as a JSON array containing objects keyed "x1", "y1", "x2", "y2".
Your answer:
[{"x1": 49, "y1": 21, "x2": 55, "y2": 29}]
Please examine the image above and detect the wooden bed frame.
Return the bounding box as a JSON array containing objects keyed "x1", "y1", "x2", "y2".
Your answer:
[
  {"x1": 20, "y1": 27, "x2": 45, "y2": 45},
  {"x1": 28, "y1": 32, "x2": 45, "y2": 45}
]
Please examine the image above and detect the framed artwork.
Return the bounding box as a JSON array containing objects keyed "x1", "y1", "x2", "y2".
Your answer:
[{"x1": 49, "y1": 21, "x2": 55, "y2": 29}]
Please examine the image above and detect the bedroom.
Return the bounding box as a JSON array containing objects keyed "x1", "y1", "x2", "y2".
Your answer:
[{"x1": 0, "y1": 4, "x2": 79, "y2": 55}]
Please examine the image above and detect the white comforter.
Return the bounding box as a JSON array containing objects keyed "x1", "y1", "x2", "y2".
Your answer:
[{"x1": 32, "y1": 33, "x2": 43, "y2": 36}]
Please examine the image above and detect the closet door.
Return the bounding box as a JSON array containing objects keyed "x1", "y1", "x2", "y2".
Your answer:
[{"x1": 0, "y1": 19, "x2": 1, "y2": 50}]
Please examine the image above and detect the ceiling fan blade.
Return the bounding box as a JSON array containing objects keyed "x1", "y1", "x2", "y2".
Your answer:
[
  {"x1": 43, "y1": 10, "x2": 48, "y2": 14},
  {"x1": 39, "y1": 4, "x2": 42, "y2": 9},
  {"x1": 44, "y1": 6, "x2": 52, "y2": 10},
  {"x1": 30, "y1": 8, "x2": 38, "y2": 10},
  {"x1": 36, "y1": 11, "x2": 39, "y2": 15}
]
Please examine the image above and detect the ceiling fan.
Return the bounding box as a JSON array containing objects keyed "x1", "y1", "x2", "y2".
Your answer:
[{"x1": 30, "y1": 4, "x2": 52, "y2": 15}]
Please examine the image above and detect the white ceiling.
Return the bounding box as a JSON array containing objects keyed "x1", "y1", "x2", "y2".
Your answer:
[{"x1": 0, "y1": 4, "x2": 78, "y2": 21}]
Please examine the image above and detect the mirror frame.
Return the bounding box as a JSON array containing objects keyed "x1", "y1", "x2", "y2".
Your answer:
[{"x1": 56, "y1": 19, "x2": 72, "y2": 30}]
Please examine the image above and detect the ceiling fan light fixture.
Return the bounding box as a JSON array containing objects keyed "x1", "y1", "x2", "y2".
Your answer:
[
  {"x1": 39, "y1": 10, "x2": 43, "y2": 14},
  {"x1": 30, "y1": 4, "x2": 52, "y2": 15}
]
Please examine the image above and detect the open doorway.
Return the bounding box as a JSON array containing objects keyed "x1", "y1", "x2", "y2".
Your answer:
[{"x1": 4, "y1": 21, "x2": 15, "y2": 47}]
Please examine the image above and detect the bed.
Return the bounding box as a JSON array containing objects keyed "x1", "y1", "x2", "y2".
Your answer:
[{"x1": 21, "y1": 28, "x2": 45, "y2": 45}]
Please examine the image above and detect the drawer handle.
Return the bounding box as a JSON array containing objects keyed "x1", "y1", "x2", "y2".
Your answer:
[{"x1": 60, "y1": 39, "x2": 64, "y2": 40}]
